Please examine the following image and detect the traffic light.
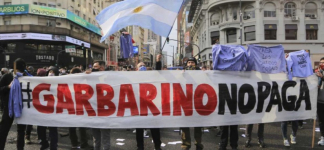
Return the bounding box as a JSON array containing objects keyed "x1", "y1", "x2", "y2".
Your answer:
[
  {"x1": 81, "y1": 43, "x2": 84, "y2": 50},
  {"x1": 166, "y1": 37, "x2": 169, "y2": 44}
]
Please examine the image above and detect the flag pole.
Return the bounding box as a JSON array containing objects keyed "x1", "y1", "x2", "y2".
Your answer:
[{"x1": 160, "y1": 0, "x2": 184, "y2": 52}]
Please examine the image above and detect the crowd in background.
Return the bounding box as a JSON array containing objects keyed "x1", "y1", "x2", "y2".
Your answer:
[{"x1": 0, "y1": 54, "x2": 324, "y2": 150}]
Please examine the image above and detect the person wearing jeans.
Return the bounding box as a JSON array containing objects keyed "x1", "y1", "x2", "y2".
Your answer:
[
  {"x1": 245, "y1": 124, "x2": 266, "y2": 148},
  {"x1": 88, "y1": 61, "x2": 111, "y2": 150},
  {"x1": 315, "y1": 58, "x2": 324, "y2": 145},
  {"x1": 135, "y1": 62, "x2": 162, "y2": 150},
  {"x1": 181, "y1": 127, "x2": 203, "y2": 150},
  {"x1": 281, "y1": 121, "x2": 298, "y2": 147},
  {"x1": 219, "y1": 125, "x2": 238, "y2": 150},
  {"x1": 38, "y1": 126, "x2": 58, "y2": 150}
]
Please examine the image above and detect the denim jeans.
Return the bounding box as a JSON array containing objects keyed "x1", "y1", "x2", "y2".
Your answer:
[
  {"x1": 92, "y1": 128, "x2": 110, "y2": 150},
  {"x1": 281, "y1": 121, "x2": 298, "y2": 139}
]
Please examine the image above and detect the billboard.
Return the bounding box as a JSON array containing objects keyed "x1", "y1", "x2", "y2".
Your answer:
[
  {"x1": 29, "y1": 5, "x2": 66, "y2": 18},
  {"x1": 0, "y1": 4, "x2": 29, "y2": 15},
  {"x1": 67, "y1": 11, "x2": 101, "y2": 35},
  {"x1": 0, "y1": 33, "x2": 90, "y2": 48}
]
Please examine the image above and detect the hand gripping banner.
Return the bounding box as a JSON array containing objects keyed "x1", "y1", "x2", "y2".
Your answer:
[{"x1": 17, "y1": 71, "x2": 318, "y2": 128}]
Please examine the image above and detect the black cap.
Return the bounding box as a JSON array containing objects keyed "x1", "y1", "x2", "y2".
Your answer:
[{"x1": 187, "y1": 57, "x2": 197, "y2": 65}]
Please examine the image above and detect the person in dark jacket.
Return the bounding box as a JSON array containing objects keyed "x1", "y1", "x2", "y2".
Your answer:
[
  {"x1": 0, "y1": 58, "x2": 27, "y2": 150},
  {"x1": 181, "y1": 57, "x2": 203, "y2": 150},
  {"x1": 37, "y1": 66, "x2": 59, "y2": 150}
]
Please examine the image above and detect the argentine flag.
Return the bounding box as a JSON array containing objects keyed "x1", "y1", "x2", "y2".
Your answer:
[{"x1": 96, "y1": 0, "x2": 184, "y2": 43}]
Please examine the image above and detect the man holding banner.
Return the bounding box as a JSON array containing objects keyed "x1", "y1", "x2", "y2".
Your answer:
[
  {"x1": 135, "y1": 62, "x2": 162, "y2": 150},
  {"x1": 88, "y1": 60, "x2": 111, "y2": 150}
]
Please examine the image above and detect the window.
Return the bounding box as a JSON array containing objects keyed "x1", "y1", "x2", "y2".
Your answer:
[
  {"x1": 210, "y1": 31, "x2": 219, "y2": 45},
  {"x1": 39, "y1": 3, "x2": 47, "y2": 6},
  {"x1": 243, "y1": 6, "x2": 255, "y2": 20},
  {"x1": 264, "y1": 3, "x2": 276, "y2": 17},
  {"x1": 233, "y1": 8, "x2": 237, "y2": 20},
  {"x1": 88, "y1": 17, "x2": 91, "y2": 22},
  {"x1": 305, "y1": 3, "x2": 317, "y2": 18},
  {"x1": 48, "y1": 4, "x2": 56, "y2": 8},
  {"x1": 83, "y1": 0, "x2": 86, "y2": 8},
  {"x1": 226, "y1": 29, "x2": 237, "y2": 43},
  {"x1": 94, "y1": 0, "x2": 96, "y2": 3},
  {"x1": 4, "y1": 20, "x2": 11, "y2": 25},
  {"x1": 4, "y1": 2, "x2": 11, "y2": 5},
  {"x1": 83, "y1": 14, "x2": 86, "y2": 20},
  {"x1": 285, "y1": 24, "x2": 297, "y2": 40},
  {"x1": 101, "y1": 2, "x2": 103, "y2": 9},
  {"x1": 284, "y1": 2, "x2": 296, "y2": 17},
  {"x1": 89, "y1": 3, "x2": 91, "y2": 12},
  {"x1": 264, "y1": 24, "x2": 277, "y2": 40},
  {"x1": 244, "y1": 26, "x2": 256, "y2": 41},
  {"x1": 5, "y1": 43, "x2": 16, "y2": 53},
  {"x1": 306, "y1": 24, "x2": 318, "y2": 40},
  {"x1": 210, "y1": 12, "x2": 220, "y2": 26}
]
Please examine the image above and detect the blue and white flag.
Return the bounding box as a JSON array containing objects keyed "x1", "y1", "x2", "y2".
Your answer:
[{"x1": 96, "y1": 0, "x2": 183, "y2": 42}]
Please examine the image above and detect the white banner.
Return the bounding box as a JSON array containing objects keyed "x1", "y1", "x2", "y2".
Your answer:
[{"x1": 17, "y1": 71, "x2": 318, "y2": 128}]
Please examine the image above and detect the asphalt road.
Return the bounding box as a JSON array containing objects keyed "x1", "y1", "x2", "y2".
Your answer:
[{"x1": 2, "y1": 116, "x2": 324, "y2": 150}]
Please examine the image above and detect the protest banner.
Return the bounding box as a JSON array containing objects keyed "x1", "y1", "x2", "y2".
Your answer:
[{"x1": 17, "y1": 71, "x2": 317, "y2": 128}]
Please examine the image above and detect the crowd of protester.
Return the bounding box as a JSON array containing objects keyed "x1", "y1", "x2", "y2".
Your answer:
[{"x1": 0, "y1": 54, "x2": 323, "y2": 150}]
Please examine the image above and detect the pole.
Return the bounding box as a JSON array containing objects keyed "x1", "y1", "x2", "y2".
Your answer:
[
  {"x1": 56, "y1": 50, "x2": 65, "y2": 67},
  {"x1": 239, "y1": 0, "x2": 243, "y2": 45},
  {"x1": 312, "y1": 119, "x2": 316, "y2": 148}
]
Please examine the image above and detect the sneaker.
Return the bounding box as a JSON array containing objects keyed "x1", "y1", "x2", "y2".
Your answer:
[
  {"x1": 283, "y1": 139, "x2": 290, "y2": 147},
  {"x1": 258, "y1": 140, "x2": 266, "y2": 148},
  {"x1": 245, "y1": 140, "x2": 251, "y2": 148},
  {"x1": 318, "y1": 136, "x2": 324, "y2": 146},
  {"x1": 133, "y1": 129, "x2": 136, "y2": 133},
  {"x1": 71, "y1": 146, "x2": 80, "y2": 149},
  {"x1": 290, "y1": 134, "x2": 296, "y2": 144},
  {"x1": 25, "y1": 138, "x2": 31, "y2": 144},
  {"x1": 144, "y1": 129, "x2": 148, "y2": 136},
  {"x1": 40, "y1": 142, "x2": 50, "y2": 150}
]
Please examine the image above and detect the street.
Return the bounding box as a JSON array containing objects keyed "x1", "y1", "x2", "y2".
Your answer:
[{"x1": 2, "y1": 115, "x2": 323, "y2": 150}]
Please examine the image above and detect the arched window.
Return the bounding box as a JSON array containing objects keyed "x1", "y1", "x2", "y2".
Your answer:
[
  {"x1": 243, "y1": 6, "x2": 255, "y2": 20},
  {"x1": 305, "y1": 2, "x2": 317, "y2": 18},
  {"x1": 264, "y1": 3, "x2": 276, "y2": 17},
  {"x1": 210, "y1": 12, "x2": 220, "y2": 26},
  {"x1": 284, "y1": 2, "x2": 296, "y2": 17}
]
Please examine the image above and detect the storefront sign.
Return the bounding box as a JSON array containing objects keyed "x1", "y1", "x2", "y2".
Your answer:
[
  {"x1": 67, "y1": 11, "x2": 101, "y2": 35},
  {"x1": 0, "y1": 33, "x2": 90, "y2": 48},
  {"x1": 66, "y1": 36, "x2": 90, "y2": 48},
  {"x1": 36, "y1": 55, "x2": 55, "y2": 63},
  {"x1": 65, "y1": 45, "x2": 76, "y2": 53},
  {"x1": 30, "y1": 5, "x2": 66, "y2": 18},
  {"x1": 0, "y1": 4, "x2": 29, "y2": 15}
]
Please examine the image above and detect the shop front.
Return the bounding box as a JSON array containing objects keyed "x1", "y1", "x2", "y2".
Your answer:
[{"x1": 0, "y1": 32, "x2": 91, "y2": 69}]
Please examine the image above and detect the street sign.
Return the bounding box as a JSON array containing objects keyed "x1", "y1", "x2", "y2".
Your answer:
[{"x1": 65, "y1": 45, "x2": 76, "y2": 53}]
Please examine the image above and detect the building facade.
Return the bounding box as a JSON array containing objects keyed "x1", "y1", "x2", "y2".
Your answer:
[
  {"x1": 0, "y1": 0, "x2": 108, "y2": 69},
  {"x1": 187, "y1": 0, "x2": 324, "y2": 68}
]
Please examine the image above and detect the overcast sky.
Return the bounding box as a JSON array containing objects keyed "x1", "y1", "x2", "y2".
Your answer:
[{"x1": 161, "y1": 19, "x2": 178, "y2": 66}]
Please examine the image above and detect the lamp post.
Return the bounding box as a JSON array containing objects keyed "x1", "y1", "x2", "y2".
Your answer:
[{"x1": 240, "y1": 0, "x2": 243, "y2": 45}]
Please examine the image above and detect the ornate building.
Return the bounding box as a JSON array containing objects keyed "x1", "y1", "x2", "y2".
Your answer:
[{"x1": 186, "y1": 0, "x2": 324, "y2": 68}]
